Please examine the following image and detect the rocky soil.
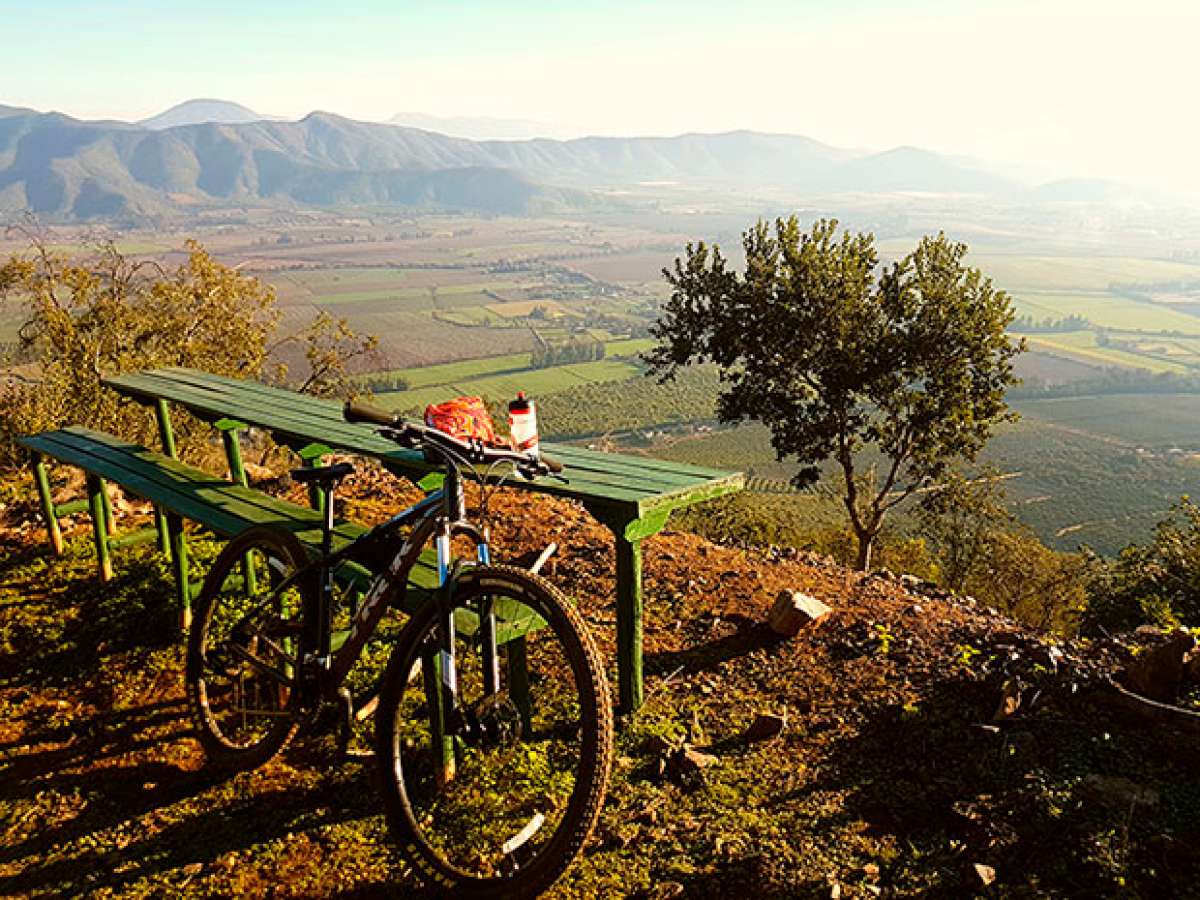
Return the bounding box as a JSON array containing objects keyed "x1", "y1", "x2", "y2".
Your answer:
[{"x1": 1, "y1": 460, "x2": 1198, "y2": 898}]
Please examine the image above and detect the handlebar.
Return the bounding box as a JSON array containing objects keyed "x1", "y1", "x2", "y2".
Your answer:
[
  {"x1": 342, "y1": 400, "x2": 564, "y2": 478},
  {"x1": 344, "y1": 400, "x2": 397, "y2": 427}
]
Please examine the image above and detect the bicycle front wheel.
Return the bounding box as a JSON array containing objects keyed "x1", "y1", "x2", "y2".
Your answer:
[{"x1": 377, "y1": 564, "x2": 612, "y2": 898}]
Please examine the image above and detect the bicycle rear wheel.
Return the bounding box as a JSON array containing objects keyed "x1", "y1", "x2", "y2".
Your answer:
[
  {"x1": 376, "y1": 564, "x2": 612, "y2": 898},
  {"x1": 186, "y1": 526, "x2": 312, "y2": 770}
]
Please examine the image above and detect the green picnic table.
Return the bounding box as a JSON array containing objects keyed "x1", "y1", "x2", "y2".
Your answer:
[{"x1": 102, "y1": 367, "x2": 743, "y2": 711}]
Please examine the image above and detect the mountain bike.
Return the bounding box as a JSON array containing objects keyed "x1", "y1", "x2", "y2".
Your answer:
[{"x1": 185, "y1": 402, "x2": 613, "y2": 898}]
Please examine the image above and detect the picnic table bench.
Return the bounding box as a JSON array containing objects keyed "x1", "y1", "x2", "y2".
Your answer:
[
  {"x1": 19, "y1": 426, "x2": 441, "y2": 617},
  {"x1": 97, "y1": 367, "x2": 743, "y2": 712}
]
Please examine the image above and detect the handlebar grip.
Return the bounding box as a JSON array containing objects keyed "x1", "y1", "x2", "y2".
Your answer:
[
  {"x1": 540, "y1": 454, "x2": 564, "y2": 474},
  {"x1": 343, "y1": 401, "x2": 398, "y2": 426}
]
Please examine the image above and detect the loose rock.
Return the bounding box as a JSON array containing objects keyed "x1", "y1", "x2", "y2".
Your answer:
[
  {"x1": 743, "y1": 712, "x2": 787, "y2": 743},
  {"x1": 1121, "y1": 630, "x2": 1195, "y2": 701},
  {"x1": 974, "y1": 863, "x2": 996, "y2": 886},
  {"x1": 768, "y1": 590, "x2": 831, "y2": 637}
]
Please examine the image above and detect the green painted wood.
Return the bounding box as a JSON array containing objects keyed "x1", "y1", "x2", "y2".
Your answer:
[
  {"x1": 23, "y1": 429, "x2": 346, "y2": 543},
  {"x1": 154, "y1": 506, "x2": 170, "y2": 555},
  {"x1": 17, "y1": 427, "x2": 441, "y2": 607},
  {"x1": 99, "y1": 478, "x2": 116, "y2": 535},
  {"x1": 216, "y1": 419, "x2": 249, "y2": 486},
  {"x1": 55, "y1": 496, "x2": 88, "y2": 518},
  {"x1": 166, "y1": 512, "x2": 190, "y2": 629},
  {"x1": 108, "y1": 527, "x2": 161, "y2": 550},
  {"x1": 615, "y1": 536, "x2": 643, "y2": 713},
  {"x1": 103, "y1": 369, "x2": 742, "y2": 510},
  {"x1": 31, "y1": 456, "x2": 63, "y2": 556},
  {"x1": 217, "y1": 420, "x2": 258, "y2": 593},
  {"x1": 54, "y1": 498, "x2": 89, "y2": 517},
  {"x1": 85, "y1": 474, "x2": 113, "y2": 582},
  {"x1": 423, "y1": 649, "x2": 455, "y2": 786},
  {"x1": 156, "y1": 366, "x2": 734, "y2": 479},
  {"x1": 155, "y1": 399, "x2": 177, "y2": 458}
]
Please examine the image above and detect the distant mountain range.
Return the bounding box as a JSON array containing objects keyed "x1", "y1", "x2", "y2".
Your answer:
[
  {"x1": 388, "y1": 111, "x2": 577, "y2": 141},
  {"x1": 138, "y1": 98, "x2": 284, "y2": 130},
  {"x1": 0, "y1": 98, "x2": 1139, "y2": 221}
]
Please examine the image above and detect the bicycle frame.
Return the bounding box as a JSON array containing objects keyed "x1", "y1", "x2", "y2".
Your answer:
[{"x1": 256, "y1": 462, "x2": 498, "y2": 721}]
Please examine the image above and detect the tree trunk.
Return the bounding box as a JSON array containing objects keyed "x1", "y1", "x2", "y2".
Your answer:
[{"x1": 855, "y1": 532, "x2": 873, "y2": 571}]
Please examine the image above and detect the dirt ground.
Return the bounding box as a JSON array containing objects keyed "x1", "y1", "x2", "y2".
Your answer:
[{"x1": 1, "y1": 464, "x2": 1198, "y2": 898}]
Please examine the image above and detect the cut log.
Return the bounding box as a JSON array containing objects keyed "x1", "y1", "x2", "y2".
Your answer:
[{"x1": 1091, "y1": 678, "x2": 1200, "y2": 737}]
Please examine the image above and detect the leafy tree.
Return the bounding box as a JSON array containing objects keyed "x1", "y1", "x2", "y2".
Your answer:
[
  {"x1": 970, "y1": 530, "x2": 1090, "y2": 633},
  {"x1": 1083, "y1": 497, "x2": 1200, "y2": 633},
  {"x1": 0, "y1": 231, "x2": 374, "y2": 466},
  {"x1": 647, "y1": 217, "x2": 1024, "y2": 569},
  {"x1": 916, "y1": 468, "x2": 1014, "y2": 592},
  {"x1": 269, "y1": 310, "x2": 379, "y2": 399}
]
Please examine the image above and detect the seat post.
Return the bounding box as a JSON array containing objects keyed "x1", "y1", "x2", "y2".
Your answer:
[
  {"x1": 317, "y1": 482, "x2": 336, "y2": 661},
  {"x1": 322, "y1": 483, "x2": 335, "y2": 558}
]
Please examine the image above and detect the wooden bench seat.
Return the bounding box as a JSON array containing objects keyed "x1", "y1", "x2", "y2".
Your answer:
[{"x1": 18, "y1": 426, "x2": 439, "y2": 626}]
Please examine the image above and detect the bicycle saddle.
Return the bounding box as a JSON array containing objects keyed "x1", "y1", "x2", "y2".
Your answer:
[{"x1": 290, "y1": 461, "x2": 355, "y2": 486}]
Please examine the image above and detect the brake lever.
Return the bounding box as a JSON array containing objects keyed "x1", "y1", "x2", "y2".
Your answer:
[
  {"x1": 517, "y1": 463, "x2": 568, "y2": 484},
  {"x1": 378, "y1": 425, "x2": 417, "y2": 448}
]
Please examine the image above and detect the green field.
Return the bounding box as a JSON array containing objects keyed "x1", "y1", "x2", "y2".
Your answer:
[
  {"x1": 1025, "y1": 332, "x2": 1192, "y2": 374},
  {"x1": 639, "y1": 391, "x2": 1200, "y2": 556},
  {"x1": 1014, "y1": 393, "x2": 1200, "y2": 447},
  {"x1": 1012, "y1": 291, "x2": 1200, "y2": 334},
  {"x1": 364, "y1": 337, "x2": 655, "y2": 393},
  {"x1": 972, "y1": 254, "x2": 1200, "y2": 292},
  {"x1": 374, "y1": 358, "x2": 644, "y2": 411}
]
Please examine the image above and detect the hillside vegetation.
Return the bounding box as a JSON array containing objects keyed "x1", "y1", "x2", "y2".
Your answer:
[{"x1": 1, "y1": 470, "x2": 1197, "y2": 897}]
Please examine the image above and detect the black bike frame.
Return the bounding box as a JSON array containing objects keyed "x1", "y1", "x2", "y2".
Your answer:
[{"x1": 258, "y1": 463, "x2": 496, "y2": 717}]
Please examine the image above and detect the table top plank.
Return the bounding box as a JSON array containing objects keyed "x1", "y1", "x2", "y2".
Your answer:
[
  {"x1": 150, "y1": 367, "x2": 734, "y2": 483},
  {"x1": 119, "y1": 368, "x2": 734, "y2": 486},
  {"x1": 103, "y1": 368, "x2": 745, "y2": 520}
]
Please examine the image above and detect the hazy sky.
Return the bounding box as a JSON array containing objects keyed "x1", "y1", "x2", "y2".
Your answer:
[{"x1": 4, "y1": 0, "x2": 1199, "y2": 191}]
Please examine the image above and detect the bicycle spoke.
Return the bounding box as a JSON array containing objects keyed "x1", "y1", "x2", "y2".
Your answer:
[{"x1": 381, "y1": 568, "x2": 609, "y2": 887}]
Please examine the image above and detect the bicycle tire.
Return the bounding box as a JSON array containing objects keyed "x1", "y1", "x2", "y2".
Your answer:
[
  {"x1": 376, "y1": 564, "x2": 613, "y2": 898},
  {"x1": 186, "y1": 525, "x2": 313, "y2": 770}
]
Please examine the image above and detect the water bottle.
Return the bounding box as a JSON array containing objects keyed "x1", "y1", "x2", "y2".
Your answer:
[{"x1": 508, "y1": 391, "x2": 539, "y2": 457}]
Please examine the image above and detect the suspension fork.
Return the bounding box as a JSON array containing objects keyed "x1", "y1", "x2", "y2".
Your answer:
[{"x1": 426, "y1": 468, "x2": 503, "y2": 785}]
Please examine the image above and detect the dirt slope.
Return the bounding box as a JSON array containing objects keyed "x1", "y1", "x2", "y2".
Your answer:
[{"x1": 0, "y1": 465, "x2": 1198, "y2": 898}]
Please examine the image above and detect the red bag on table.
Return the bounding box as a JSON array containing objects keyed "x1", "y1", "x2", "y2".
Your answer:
[{"x1": 424, "y1": 396, "x2": 498, "y2": 445}]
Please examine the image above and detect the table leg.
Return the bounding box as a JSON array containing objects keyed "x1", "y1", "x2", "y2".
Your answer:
[
  {"x1": 166, "y1": 512, "x2": 191, "y2": 630},
  {"x1": 154, "y1": 399, "x2": 177, "y2": 556},
  {"x1": 217, "y1": 419, "x2": 257, "y2": 593},
  {"x1": 591, "y1": 507, "x2": 670, "y2": 716},
  {"x1": 86, "y1": 474, "x2": 114, "y2": 582},
  {"x1": 297, "y1": 443, "x2": 330, "y2": 513},
  {"x1": 614, "y1": 535, "x2": 644, "y2": 713},
  {"x1": 31, "y1": 455, "x2": 64, "y2": 556}
]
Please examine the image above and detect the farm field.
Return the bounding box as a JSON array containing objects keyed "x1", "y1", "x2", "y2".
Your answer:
[
  {"x1": 641, "y1": 393, "x2": 1200, "y2": 556},
  {"x1": 1013, "y1": 393, "x2": 1200, "y2": 449},
  {"x1": 374, "y1": 359, "x2": 644, "y2": 412},
  {"x1": 970, "y1": 253, "x2": 1200, "y2": 292},
  {"x1": 1023, "y1": 332, "x2": 1191, "y2": 374},
  {"x1": 362, "y1": 338, "x2": 657, "y2": 393},
  {"x1": 1012, "y1": 291, "x2": 1200, "y2": 334}
]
